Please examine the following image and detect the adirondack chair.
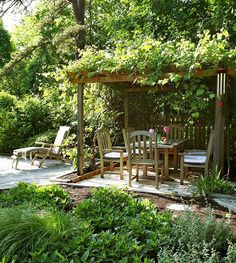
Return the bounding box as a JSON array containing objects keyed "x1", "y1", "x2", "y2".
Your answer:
[
  {"x1": 179, "y1": 130, "x2": 215, "y2": 184},
  {"x1": 97, "y1": 128, "x2": 128, "y2": 179},
  {"x1": 12, "y1": 126, "x2": 70, "y2": 169},
  {"x1": 127, "y1": 130, "x2": 163, "y2": 188}
]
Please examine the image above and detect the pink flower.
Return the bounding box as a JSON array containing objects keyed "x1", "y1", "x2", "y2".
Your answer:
[
  {"x1": 149, "y1": 128, "x2": 155, "y2": 134},
  {"x1": 163, "y1": 126, "x2": 170, "y2": 135}
]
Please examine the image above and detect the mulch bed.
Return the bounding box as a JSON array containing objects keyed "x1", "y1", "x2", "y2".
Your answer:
[{"x1": 62, "y1": 186, "x2": 236, "y2": 238}]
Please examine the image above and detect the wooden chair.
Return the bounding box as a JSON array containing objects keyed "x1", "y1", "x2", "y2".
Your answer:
[
  {"x1": 159, "y1": 124, "x2": 185, "y2": 171},
  {"x1": 127, "y1": 130, "x2": 163, "y2": 188},
  {"x1": 179, "y1": 130, "x2": 215, "y2": 184},
  {"x1": 31, "y1": 126, "x2": 70, "y2": 168},
  {"x1": 97, "y1": 128, "x2": 128, "y2": 179},
  {"x1": 122, "y1": 127, "x2": 135, "y2": 152},
  {"x1": 12, "y1": 126, "x2": 70, "y2": 169},
  {"x1": 169, "y1": 124, "x2": 185, "y2": 171}
]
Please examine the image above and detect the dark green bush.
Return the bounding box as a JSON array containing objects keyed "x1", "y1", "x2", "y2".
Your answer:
[
  {"x1": 24, "y1": 130, "x2": 56, "y2": 147},
  {"x1": 0, "y1": 182, "x2": 70, "y2": 210},
  {"x1": 0, "y1": 91, "x2": 16, "y2": 110},
  {"x1": 0, "y1": 94, "x2": 55, "y2": 153}
]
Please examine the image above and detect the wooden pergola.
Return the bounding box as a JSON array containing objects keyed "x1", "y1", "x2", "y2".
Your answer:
[{"x1": 68, "y1": 67, "x2": 235, "y2": 176}]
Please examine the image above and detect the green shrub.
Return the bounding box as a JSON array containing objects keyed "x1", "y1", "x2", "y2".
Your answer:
[
  {"x1": 24, "y1": 130, "x2": 56, "y2": 147},
  {"x1": 0, "y1": 187, "x2": 235, "y2": 262},
  {"x1": 0, "y1": 207, "x2": 86, "y2": 263},
  {"x1": 194, "y1": 170, "x2": 236, "y2": 197},
  {"x1": 0, "y1": 95, "x2": 55, "y2": 153},
  {"x1": 0, "y1": 91, "x2": 16, "y2": 110},
  {"x1": 15, "y1": 96, "x2": 53, "y2": 140},
  {"x1": 0, "y1": 182, "x2": 70, "y2": 210},
  {"x1": 157, "y1": 246, "x2": 221, "y2": 263},
  {"x1": 225, "y1": 242, "x2": 236, "y2": 262},
  {"x1": 169, "y1": 211, "x2": 233, "y2": 252},
  {"x1": 74, "y1": 187, "x2": 172, "y2": 260}
]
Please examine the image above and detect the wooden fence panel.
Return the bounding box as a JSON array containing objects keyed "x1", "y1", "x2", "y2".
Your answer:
[{"x1": 134, "y1": 114, "x2": 212, "y2": 149}]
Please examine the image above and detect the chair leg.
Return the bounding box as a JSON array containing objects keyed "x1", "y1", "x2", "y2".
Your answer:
[
  {"x1": 110, "y1": 162, "x2": 114, "y2": 171},
  {"x1": 184, "y1": 167, "x2": 189, "y2": 178},
  {"x1": 173, "y1": 149, "x2": 178, "y2": 172},
  {"x1": 161, "y1": 164, "x2": 164, "y2": 183},
  {"x1": 180, "y1": 155, "x2": 184, "y2": 185},
  {"x1": 155, "y1": 164, "x2": 159, "y2": 189},
  {"x1": 120, "y1": 154, "x2": 123, "y2": 180},
  {"x1": 129, "y1": 161, "x2": 132, "y2": 187},
  {"x1": 39, "y1": 156, "x2": 47, "y2": 168},
  {"x1": 12, "y1": 157, "x2": 19, "y2": 170},
  {"x1": 136, "y1": 165, "x2": 139, "y2": 181},
  {"x1": 101, "y1": 159, "x2": 104, "y2": 178}
]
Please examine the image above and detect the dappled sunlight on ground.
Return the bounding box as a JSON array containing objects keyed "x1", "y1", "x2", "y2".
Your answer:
[
  {"x1": 0, "y1": 155, "x2": 73, "y2": 189},
  {"x1": 68, "y1": 167, "x2": 196, "y2": 197}
]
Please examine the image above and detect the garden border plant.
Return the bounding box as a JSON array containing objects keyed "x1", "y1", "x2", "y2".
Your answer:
[{"x1": 0, "y1": 184, "x2": 236, "y2": 262}]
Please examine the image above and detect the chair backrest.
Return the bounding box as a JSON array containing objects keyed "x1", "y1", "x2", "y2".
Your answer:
[
  {"x1": 97, "y1": 128, "x2": 113, "y2": 158},
  {"x1": 127, "y1": 130, "x2": 157, "y2": 162},
  {"x1": 122, "y1": 127, "x2": 135, "y2": 152},
  {"x1": 169, "y1": 125, "x2": 184, "y2": 140},
  {"x1": 205, "y1": 130, "x2": 215, "y2": 165},
  {"x1": 52, "y1": 126, "x2": 70, "y2": 154}
]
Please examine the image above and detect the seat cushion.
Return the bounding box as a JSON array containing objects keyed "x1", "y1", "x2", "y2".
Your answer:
[
  {"x1": 185, "y1": 150, "x2": 207, "y2": 155},
  {"x1": 104, "y1": 152, "x2": 128, "y2": 159},
  {"x1": 184, "y1": 155, "x2": 206, "y2": 164}
]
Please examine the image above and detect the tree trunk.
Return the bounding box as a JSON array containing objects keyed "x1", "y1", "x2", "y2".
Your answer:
[
  {"x1": 70, "y1": 0, "x2": 85, "y2": 54},
  {"x1": 70, "y1": 0, "x2": 85, "y2": 175}
]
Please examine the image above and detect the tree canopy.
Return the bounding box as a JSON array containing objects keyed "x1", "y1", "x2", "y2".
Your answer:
[{"x1": 0, "y1": 0, "x2": 236, "y2": 156}]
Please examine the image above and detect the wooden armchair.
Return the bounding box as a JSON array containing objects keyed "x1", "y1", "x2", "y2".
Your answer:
[
  {"x1": 127, "y1": 130, "x2": 163, "y2": 188},
  {"x1": 122, "y1": 127, "x2": 135, "y2": 152},
  {"x1": 159, "y1": 124, "x2": 185, "y2": 171},
  {"x1": 97, "y1": 128, "x2": 128, "y2": 179},
  {"x1": 179, "y1": 130, "x2": 215, "y2": 184}
]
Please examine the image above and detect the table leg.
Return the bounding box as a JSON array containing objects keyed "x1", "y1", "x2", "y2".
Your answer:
[
  {"x1": 164, "y1": 149, "x2": 169, "y2": 179},
  {"x1": 173, "y1": 147, "x2": 178, "y2": 172}
]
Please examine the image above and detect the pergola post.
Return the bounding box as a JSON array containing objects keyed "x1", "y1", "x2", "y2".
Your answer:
[
  {"x1": 124, "y1": 90, "x2": 129, "y2": 129},
  {"x1": 77, "y1": 84, "x2": 84, "y2": 176},
  {"x1": 213, "y1": 69, "x2": 227, "y2": 173}
]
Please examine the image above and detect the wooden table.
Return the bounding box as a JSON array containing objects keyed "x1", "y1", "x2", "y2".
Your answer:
[
  {"x1": 135, "y1": 140, "x2": 186, "y2": 179},
  {"x1": 157, "y1": 140, "x2": 186, "y2": 179}
]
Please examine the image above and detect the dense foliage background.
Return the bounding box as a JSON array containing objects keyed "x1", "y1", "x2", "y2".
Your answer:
[{"x1": 0, "y1": 0, "x2": 236, "y2": 161}]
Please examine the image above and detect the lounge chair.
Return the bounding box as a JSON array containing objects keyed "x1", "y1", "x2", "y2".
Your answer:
[{"x1": 12, "y1": 126, "x2": 70, "y2": 169}]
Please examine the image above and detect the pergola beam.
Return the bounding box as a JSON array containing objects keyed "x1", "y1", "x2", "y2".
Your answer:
[{"x1": 69, "y1": 68, "x2": 236, "y2": 85}]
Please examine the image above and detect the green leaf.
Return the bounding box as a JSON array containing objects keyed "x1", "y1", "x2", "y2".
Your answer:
[
  {"x1": 82, "y1": 250, "x2": 90, "y2": 261},
  {"x1": 191, "y1": 112, "x2": 200, "y2": 118}
]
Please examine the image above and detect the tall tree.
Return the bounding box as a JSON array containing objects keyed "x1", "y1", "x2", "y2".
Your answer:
[{"x1": 0, "y1": 19, "x2": 12, "y2": 67}]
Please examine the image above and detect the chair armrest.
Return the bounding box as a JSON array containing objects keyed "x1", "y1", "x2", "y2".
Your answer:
[
  {"x1": 35, "y1": 142, "x2": 53, "y2": 147},
  {"x1": 179, "y1": 151, "x2": 207, "y2": 156},
  {"x1": 113, "y1": 146, "x2": 126, "y2": 151}
]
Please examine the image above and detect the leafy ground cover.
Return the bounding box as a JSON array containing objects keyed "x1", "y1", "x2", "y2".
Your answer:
[{"x1": 0, "y1": 184, "x2": 236, "y2": 262}]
